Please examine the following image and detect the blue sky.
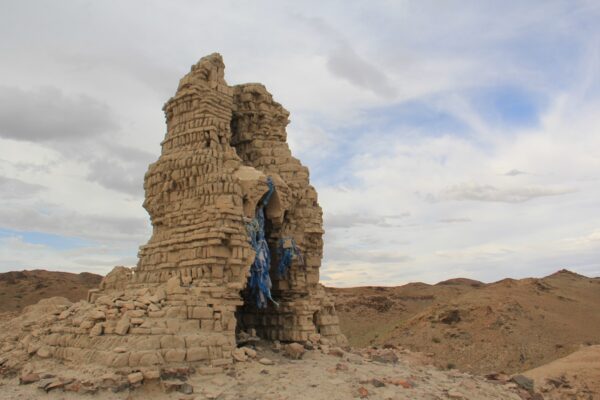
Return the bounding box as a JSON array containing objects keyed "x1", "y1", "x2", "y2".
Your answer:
[
  {"x1": 0, "y1": 229, "x2": 87, "y2": 250},
  {"x1": 0, "y1": 0, "x2": 599, "y2": 285}
]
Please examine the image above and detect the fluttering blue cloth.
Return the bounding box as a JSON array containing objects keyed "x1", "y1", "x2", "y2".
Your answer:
[
  {"x1": 277, "y1": 237, "x2": 303, "y2": 277},
  {"x1": 246, "y1": 177, "x2": 277, "y2": 308}
]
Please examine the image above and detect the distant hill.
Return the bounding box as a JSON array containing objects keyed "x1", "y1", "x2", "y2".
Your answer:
[
  {"x1": 327, "y1": 269, "x2": 600, "y2": 375},
  {"x1": 0, "y1": 269, "x2": 102, "y2": 314}
]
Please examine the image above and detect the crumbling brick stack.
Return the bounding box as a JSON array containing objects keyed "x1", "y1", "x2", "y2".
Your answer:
[
  {"x1": 231, "y1": 83, "x2": 344, "y2": 341},
  {"x1": 8, "y1": 53, "x2": 346, "y2": 373}
]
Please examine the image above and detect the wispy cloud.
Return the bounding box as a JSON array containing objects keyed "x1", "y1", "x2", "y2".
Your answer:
[
  {"x1": 437, "y1": 183, "x2": 575, "y2": 203},
  {"x1": 0, "y1": 86, "x2": 117, "y2": 142},
  {"x1": 504, "y1": 169, "x2": 527, "y2": 176},
  {"x1": 0, "y1": 175, "x2": 45, "y2": 199},
  {"x1": 0, "y1": 1, "x2": 599, "y2": 283}
]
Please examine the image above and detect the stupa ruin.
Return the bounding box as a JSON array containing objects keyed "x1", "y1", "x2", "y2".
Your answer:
[{"x1": 0, "y1": 53, "x2": 346, "y2": 376}]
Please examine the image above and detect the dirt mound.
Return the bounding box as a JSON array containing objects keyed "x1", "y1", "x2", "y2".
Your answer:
[
  {"x1": 328, "y1": 270, "x2": 600, "y2": 376},
  {"x1": 0, "y1": 270, "x2": 102, "y2": 314},
  {"x1": 524, "y1": 344, "x2": 600, "y2": 399}
]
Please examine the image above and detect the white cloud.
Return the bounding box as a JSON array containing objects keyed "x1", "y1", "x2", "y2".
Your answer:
[{"x1": 437, "y1": 183, "x2": 575, "y2": 203}]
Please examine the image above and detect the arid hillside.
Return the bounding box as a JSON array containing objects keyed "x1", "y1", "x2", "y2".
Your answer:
[
  {"x1": 328, "y1": 270, "x2": 600, "y2": 375},
  {"x1": 0, "y1": 270, "x2": 102, "y2": 314},
  {"x1": 524, "y1": 344, "x2": 600, "y2": 399}
]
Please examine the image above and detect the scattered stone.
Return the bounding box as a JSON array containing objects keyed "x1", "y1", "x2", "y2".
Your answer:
[
  {"x1": 37, "y1": 378, "x2": 54, "y2": 392},
  {"x1": 283, "y1": 342, "x2": 306, "y2": 359},
  {"x1": 357, "y1": 386, "x2": 369, "y2": 398},
  {"x1": 385, "y1": 378, "x2": 413, "y2": 388},
  {"x1": 154, "y1": 287, "x2": 167, "y2": 302},
  {"x1": 19, "y1": 373, "x2": 40, "y2": 384},
  {"x1": 89, "y1": 310, "x2": 106, "y2": 320},
  {"x1": 328, "y1": 347, "x2": 345, "y2": 357},
  {"x1": 89, "y1": 322, "x2": 104, "y2": 336},
  {"x1": 243, "y1": 347, "x2": 257, "y2": 358},
  {"x1": 179, "y1": 382, "x2": 194, "y2": 394},
  {"x1": 272, "y1": 340, "x2": 282, "y2": 353},
  {"x1": 166, "y1": 276, "x2": 185, "y2": 295},
  {"x1": 345, "y1": 353, "x2": 365, "y2": 365},
  {"x1": 308, "y1": 333, "x2": 321, "y2": 343},
  {"x1": 232, "y1": 348, "x2": 248, "y2": 362},
  {"x1": 114, "y1": 317, "x2": 130, "y2": 335},
  {"x1": 63, "y1": 380, "x2": 82, "y2": 393},
  {"x1": 511, "y1": 375, "x2": 534, "y2": 392},
  {"x1": 336, "y1": 362, "x2": 349, "y2": 371},
  {"x1": 259, "y1": 358, "x2": 274, "y2": 365},
  {"x1": 371, "y1": 378, "x2": 386, "y2": 387},
  {"x1": 371, "y1": 350, "x2": 399, "y2": 364},
  {"x1": 161, "y1": 379, "x2": 184, "y2": 393},
  {"x1": 38, "y1": 378, "x2": 70, "y2": 393},
  {"x1": 486, "y1": 372, "x2": 510, "y2": 382}
]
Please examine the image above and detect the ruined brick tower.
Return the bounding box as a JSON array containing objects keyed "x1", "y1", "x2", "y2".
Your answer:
[
  {"x1": 24, "y1": 53, "x2": 345, "y2": 371},
  {"x1": 132, "y1": 52, "x2": 346, "y2": 344}
]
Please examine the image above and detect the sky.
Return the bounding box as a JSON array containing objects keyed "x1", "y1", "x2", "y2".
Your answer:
[{"x1": 0, "y1": 0, "x2": 599, "y2": 286}]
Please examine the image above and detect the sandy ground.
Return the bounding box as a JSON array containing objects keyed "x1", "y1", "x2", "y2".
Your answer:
[{"x1": 0, "y1": 343, "x2": 525, "y2": 400}]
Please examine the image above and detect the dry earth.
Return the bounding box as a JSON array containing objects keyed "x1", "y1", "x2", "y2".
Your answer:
[
  {"x1": 0, "y1": 335, "x2": 527, "y2": 400},
  {"x1": 329, "y1": 270, "x2": 600, "y2": 376},
  {"x1": 523, "y1": 345, "x2": 600, "y2": 399}
]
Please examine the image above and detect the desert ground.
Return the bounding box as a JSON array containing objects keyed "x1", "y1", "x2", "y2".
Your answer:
[{"x1": 0, "y1": 269, "x2": 598, "y2": 399}]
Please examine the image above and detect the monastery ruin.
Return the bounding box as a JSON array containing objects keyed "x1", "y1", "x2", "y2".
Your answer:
[{"x1": 0, "y1": 53, "x2": 346, "y2": 375}]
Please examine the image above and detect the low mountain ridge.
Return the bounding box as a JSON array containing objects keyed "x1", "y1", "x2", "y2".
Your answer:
[
  {"x1": 328, "y1": 269, "x2": 600, "y2": 375},
  {"x1": 0, "y1": 269, "x2": 103, "y2": 314}
]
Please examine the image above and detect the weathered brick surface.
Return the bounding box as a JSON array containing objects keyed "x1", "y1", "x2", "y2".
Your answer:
[{"x1": 12, "y1": 53, "x2": 346, "y2": 373}]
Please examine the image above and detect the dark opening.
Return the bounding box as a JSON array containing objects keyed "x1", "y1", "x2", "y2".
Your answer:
[{"x1": 235, "y1": 191, "x2": 287, "y2": 343}]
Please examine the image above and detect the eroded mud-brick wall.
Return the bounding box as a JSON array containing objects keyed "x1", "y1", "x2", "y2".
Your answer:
[
  {"x1": 231, "y1": 84, "x2": 343, "y2": 341},
  {"x1": 25, "y1": 53, "x2": 345, "y2": 373}
]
